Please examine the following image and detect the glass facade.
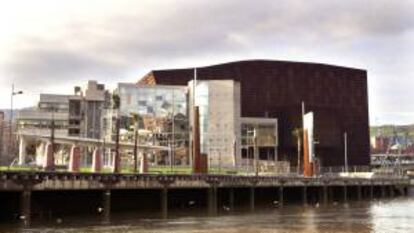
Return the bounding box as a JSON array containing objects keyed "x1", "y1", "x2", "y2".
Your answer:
[
  {"x1": 117, "y1": 83, "x2": 189, "y2": 152},
  {"x1": 118, "y1": 84, "x2": 187, "y2": 119}
]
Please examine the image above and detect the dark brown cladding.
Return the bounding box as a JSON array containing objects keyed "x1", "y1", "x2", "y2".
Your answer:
[{"x1": 139, "y1": 60, "x2": 370, "y2": 167}]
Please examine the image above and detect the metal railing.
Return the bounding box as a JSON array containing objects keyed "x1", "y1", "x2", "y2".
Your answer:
[{"x1": 319, "y1": 166, "x2": 371, "y2": 174}]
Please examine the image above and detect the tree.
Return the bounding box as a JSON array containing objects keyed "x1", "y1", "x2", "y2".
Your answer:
[{"x1": 112, "y1": 94, "x2": 120, "y2": 109}]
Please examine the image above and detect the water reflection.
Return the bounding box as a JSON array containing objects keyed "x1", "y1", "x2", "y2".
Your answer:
[{"x1": 2, "y1": 198, "x2": 414, "y2": 233}]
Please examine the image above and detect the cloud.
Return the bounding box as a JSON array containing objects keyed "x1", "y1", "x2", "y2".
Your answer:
[{"x1": 0, "y1": 0, "x2": 413, "y2": 124}]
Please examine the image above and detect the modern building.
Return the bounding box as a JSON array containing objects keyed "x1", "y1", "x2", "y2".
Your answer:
[
  {"x1": 16, "y1": 80, "x2": 110, "y2": 166},
  {"x1": 104, "y1": 83, "x2": 189, "y2": 166},
  {"x1": 188, "y1": 80, "x2": 241, "y2": 166},
  {"x1": 139, "y1": 59, "x2": 370, "y2": 167},
  {"x1": 18, "y1": 94, "x2": 71, "y2": 138},
  {"x1": 18, "y1": 81, "x2": 110, "y2": 139}
]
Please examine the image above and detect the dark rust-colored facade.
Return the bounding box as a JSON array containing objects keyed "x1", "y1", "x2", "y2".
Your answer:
[{"x1": 139, "y1": 60, "x2": 370, "y2": 167}]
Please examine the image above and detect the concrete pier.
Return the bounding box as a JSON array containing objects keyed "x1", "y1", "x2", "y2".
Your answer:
[
  {"x1": 69, "y1": 145, "x2": 81, "y2": 172},
  {"x1": 43, "y1": 143, "x2": 54, "y2": 171},
  {"x1": 0, "y1": 171, "x2": 410, "y2": 223},
  {"x1": 140, "y1": 152, "x2": 148, "y2": 173},
  {"x1": 18, "y1": 137, "x2": 27, "y2": 166},
  {"x1": 92, "y1": 148, "x2": 102, "y2": 173}
]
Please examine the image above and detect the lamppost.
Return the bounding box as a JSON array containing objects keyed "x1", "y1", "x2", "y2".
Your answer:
[{"x1": 10, "y1": 84, "x2": 23, "y2": 156}]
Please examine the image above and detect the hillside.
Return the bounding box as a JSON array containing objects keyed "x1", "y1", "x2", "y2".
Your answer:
[{"x1": 370, "y1": 124, "x2": 414, "y2": 138}]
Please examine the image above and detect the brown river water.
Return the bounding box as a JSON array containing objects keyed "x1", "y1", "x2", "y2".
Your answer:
[{"x1": 1, "y1": 196, "x2": 413, "y2": 233}]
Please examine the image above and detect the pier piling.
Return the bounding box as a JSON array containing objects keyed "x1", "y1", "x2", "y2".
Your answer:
[
  {"x1": 323, "y1": 185, "x2": 328, "y2": 205},
  {"x1": 302, "y1": 185, "x2": 308, "y2": 206},
  {"x1": 229, "y1": 188, "x2": 234, "y2": 211},
  {"x1": 343, "y1": 185, "x2": 348, "y2": 203},
  {"x1": 161, "y1": 187, "x2": 168, "y2": 219},
  {"x1": 389, "y1": 186, "x2": 394, "y2": 198},
  {"x1": 20, "y1": 188, "x2": 31, "y2": 227},
  {"x1": 208, "y1": 186, "x2": 218, "y2": 215},
  {"x1": 278, "y1": 185, "x2": 284, "y2": 207},
  {"x1": 249, "y1": 187, "x2": 255, "y2": 211},
  {"x1": 357, "y1": 185, "x2": 362, "y2": 201},
  {"x1": 102, "y1": 189, "x2": 111, "y2": 223},
  {"x1": 381, "y1": 186, "x2": 386, "y2": 198}
]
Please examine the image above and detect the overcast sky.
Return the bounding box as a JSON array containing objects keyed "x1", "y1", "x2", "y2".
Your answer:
[{"x1": 0, "y1": 0, "x2": 413, "y2": 125}]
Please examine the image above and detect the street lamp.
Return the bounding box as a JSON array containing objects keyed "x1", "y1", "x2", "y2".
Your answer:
[{"x1": 10, "y1": 84, "x2": 23, "y2": 156}]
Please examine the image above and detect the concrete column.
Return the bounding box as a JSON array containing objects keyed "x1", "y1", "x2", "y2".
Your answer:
[
  {"x1": 279, "y1": 185, "x2": 284, "y2": 207},
  {"x1": 140, "y1": 151, "x2": 148, "y2": 173},
  {"x1": 229, "y1": 188, "x2": 234, "y2": 211},
  {"x1": 18, "y1": 136, "x2": 27, "y2": 165},
  {"x1": 43, "y1": 142, "x2": 54, "y2": 170},
  {"x1": 249, "y1": 187, "x2": 255, "y2": 211},
  {"x1": 35, "y1": 142, "x2": 46, "y2": 166},
  {"x1": 20, "y1": 188, "x2": 31, "y2": 227},
  {"x1": 343, "y1": 185, "x2": 348, "y2": 203},
  {"x1": 357, "y1": 185, "x2": 362, "y2": 201},
  {"x1": 69, "y1": 145, "x2": 81, "y2": 172},
  {"x1": 92, "y1": 148, "x2": 102, "y2": 172},
  {"x1": 106, "y1": 148, "x2": 112, "y2": 167},
  {"x1": 208, "y1": 186, "x2": 217, "y2": 215},
  {"x1": 102, "y1": 189, "x2": 111, "y2": 223},
  {"x1": 323, "y1": 185, "x2": 328, "y2": 205},
  {"x1": 161, "y1": 187, "x2": 168, "y2": 219},
  {"x1": 302, "y1": 185, "x2": 308, "y2": 206}
]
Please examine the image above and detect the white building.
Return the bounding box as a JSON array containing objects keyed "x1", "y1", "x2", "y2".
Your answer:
[{"x1": 189, "y1": 80, "x2": 278, "y2": 168}]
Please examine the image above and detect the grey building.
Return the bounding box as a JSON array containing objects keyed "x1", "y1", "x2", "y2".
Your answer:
[{"x1": 69, "y1": 81, "x2": 110, "y2": 139}]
